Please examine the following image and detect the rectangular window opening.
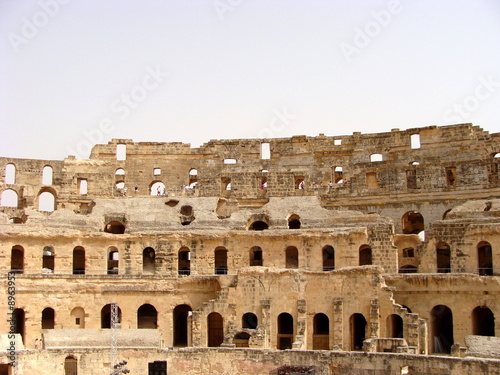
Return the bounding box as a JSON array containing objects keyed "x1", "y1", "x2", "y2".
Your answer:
[{"x1": 261, "y1": 143, "x2": 271, "y2": 159}]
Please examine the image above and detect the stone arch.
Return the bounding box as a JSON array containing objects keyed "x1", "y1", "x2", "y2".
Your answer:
[
  {"x1": 143, "y1": 247, "x2": 156, "y2": 274},
  {"x1": 115, "y1": 168, "x2": 125, "y2": 175},
  {"x1": 42, "y1": 307, "x2": 55, "y2": 329},
  {"x1": 359, "y1": 245, "x2": 372, "y2": 266},
  {"x1": 64, "y1": 355, "x2": 78, "y2": 375},
  {"x1": 233, "y1": 332, "x2": 250, "y2": 347},
  {"x1": 207, "y1": 312, "x2": 224, "y2": 347},
  {"x1": 42, "y1": 245, "x2": 55, "y2": 272},
  {"x1": 478, "y1": 241, "x2": 493, "y2": 276},
  {"x1": 249, "y1": 246, "x2": 263, "y2": 266},
  {"x1": 350, "y1": 313, "x2": 366, "y2": 351},
  {"x1": 104, "y1": 221, "x2": 125, "y2": 234},
  {"x1": 70, "y1": 307, "x2": 85, "y2": 328},
  {"x1": 287, "y1": 214, "x2": 301, "y2": 229},
  {"x1": 178, "y1": 247, "x2": 191, "y2": 275},
  {"x1": 436, "y1": 242, "x2": 451, "y2": 273},
  {"x1": 137, "y1": 304, "x2": 158, "y2": 329},
  {"x1": 5, "y1": 163, "x2": 16, "y2": 184},
  {"x1": 387, "y1": 314, "x2": 403, "y2": 338},
  {"x1": 285, "y1": 246, "x2": 298, "y2": 269},
  {"x1": 214, "y1": 247, "x2": 228, "y2": 275},
  {"x1": 42, "y1": 165, "x2": 53, "y2": 185},
  {"x1": 38, "y1": 189, "x2": 56, "y2": 212},
  {"x1": 107, "y1": 246, "x2": 119, "y2": 274},
  {"x1": 313, "y1": 313, "x2": 329, "y2": 350},
  {"x1": 242, "y1": 312, "x2": 258, "y2": 329},
  {"x1": 10, "y1": 245, "x2": 24, "y2": 273},
  {"x1": 472, "y1": 306, "x2": 495, "y2": 336},
  {"x1": 402, "y1": 211, "x2": 424, "y2": 234},
  {"x1": 431, "y1": 305, "x2": 454, "y2": 353},
  {"x1": 247, "y1": 214, "x2": 270, "y2": 231},
  {"x1": 173, "y1": 304, "x2": 192, "y2": 347},
  {"x1": 101, "y1": 304, "x2": 121, "y2": 329},
  {"x1": 150, "y1": 181, "x2": 166, "y2": 196},
  {"x1": 189, "y1": 168, "x2": 198, "y2": 187},
  {"x1": 277, "y1": 312, "x2": 294, "y2": 349},
  {"x1": 73, "y1": 246, "x2": 85, "y2": 275},
  {"x1": 1, "y1": 189, "x2": 18, "y2": 207},
  {"x1": 322, "y1": 245, "x2": 335, "y2": 271}
]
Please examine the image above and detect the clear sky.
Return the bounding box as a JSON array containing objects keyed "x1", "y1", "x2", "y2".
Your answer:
[{"x1": 1, "y1": 0, "x2": 499, "y2": 160}]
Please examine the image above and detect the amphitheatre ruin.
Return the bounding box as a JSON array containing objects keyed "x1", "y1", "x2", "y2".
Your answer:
[{"x1": 1, "y1": 122, "x2": 500, "y2": 374}]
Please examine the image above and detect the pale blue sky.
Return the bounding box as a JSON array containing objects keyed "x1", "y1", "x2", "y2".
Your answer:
[{"x1": 1, "y1": 0, "x2": 499, "y2": 160}]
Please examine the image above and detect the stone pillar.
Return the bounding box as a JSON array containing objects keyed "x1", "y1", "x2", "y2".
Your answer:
[
  {"x1": 369, "y1": 298, "x2": 379, "y2": 338},
  {"x1": 261, "y1": 299, "x2": 271, "y2": 348},
  {"x1": 293, "y1": 299, "x2": 306, "y2": 349},
  {"x1": 332, "y1": 298, "x2": 343, "y2": 349},
  {"x1": 191, "y1": 311, "x2": 202, "y2": 347}
]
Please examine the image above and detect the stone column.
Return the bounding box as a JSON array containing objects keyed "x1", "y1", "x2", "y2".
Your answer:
[{"x1": 332, "y1": 298, "x2": 343, "y2": 349}]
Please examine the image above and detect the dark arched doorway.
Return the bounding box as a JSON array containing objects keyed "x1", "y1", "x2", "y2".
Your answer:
[
  {"x1": 350, "y1": 313, "x2": 366, "y2": 351},
  {"x1": 472, "y1": 306, "x2": 495, "y2": 336},
  {"x1": 313, "y1": 313, "x2": 329, "y2": 350},
  {"x1": 431, "y1": 305, "x2": 454, "y2": 353},
  {"x1": 207, "y1": 312, "x2": 224, "y2": 347},
  {"x1": 277, "y1": 313, "x2": 294, "y2": 349},
  {"x1": 173, "y1": 304, "x2": 192, "y2": 347},
  {"x1": 137, "y1": 304, "x2": 158, "y2": 329}
]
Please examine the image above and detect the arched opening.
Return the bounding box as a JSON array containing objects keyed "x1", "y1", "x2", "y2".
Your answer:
[
  {"x1": 70, "y1": 307, "x2": 85, "y2": 328},
  {"x1": 402, "y1": 211, "x2": 424, "y2": 234},
  {"x1": 207, "y1": 312, "x2": 224, "y2": 347},
  {"x1": 313, "y1": 313, "x2": 330, "y2": 350},
  {"x1": 399, "y1": 265, "x2": 418, "y2": 273},
  {"x1": 104, "y1": 221, "x2": 125, "y2": 234},
  {"x1": 42, "y1": 246, "x2": 55, "y2": 272},
  {"x1": 64, "y1": 355, "x2": 78, "y2": 375},
  {"x1": 137, "y1": 304, "x2": 158, "y2": 329},
  {"x1": 101, "y1": 304, "x2": 122, "y2": 329},
  {"x1": 41, "y1": 307, "x2": 55, "y2": 329},
  {"x1": 295, "y1": 176, "x2": 305, "y2": 189},
  {"x1": 387, "y1": 314, "x2": 403, "y2": 338},
  {"x1": 173, "y1": 304, "x2": 192, "y2": 347},
  {"x1": 260, "y1": 176, "x2": 268, "y2": 189},
  {"x1": 436, "y1": 242, "x2": 451, "y2": 273},
  {"x1": 402, "y1": 305, "x2": 412, "y2": 314},
  {"x1": 13, "y1": 308, "x2": 25, "y2": 344},
  {"x1": 322, "y1": 245, "x2": 335, "y2": 271},
  {"x1": 189, "y1": 168, "x2": 198, "y2": 187},
  {"x1": 242, "y1": 312, "x2": 258, "y2": 329},
  {"x1": 249, "y1": 221, "x2": 268, "y2": 231},
  {"x1": 42, "y1": 166, "x2": 53, "y2": 185},
  {"x1": 350, "y1": 313, "x2": 366, "y2": 351},
  {"x1": 180, "y1": 205, "x2": 194, "y2": 225},
  {"x1": 359, "y1": 245, "x2": 372, "y2": 266},
  {"x1": 334, "y1": 166, "x2": 344, "y2": 183},
  {"x1": 249, "y1": 246, "x2": 263, "y2": 266},
  {"x1": 431, "y1": 305, "x2": 454, "y2": 353},
  {"x1": 143, "y1": 247, "x2": 156, "y2": 274},
  {"x1": 178, "y1": 247, "x2": 191, "y2": 275},
  {"x1": 472, "y1": 306, "x2": 495, "y2": 336},
  {"x1": 150, "y1": 181, "x2": 166, "y2": 196},
  {"x1": 107, "y1": 247, "x2": 119, "y2": 275},
  {"x1": 233, "y1": 332, "x2": 250, "y2": 347},
  {"x1": 478, "y1": 241, "x2": 493, "y2": 276},
  {"x1": 285, "y1": 246, "x2": 299, "y2": 269},
  {"x1": 38, "y1": 191, "x2": 55, "y2": 212},
  {"x1": 115, "y1": 168, "x2": 125, "y2": 176},
  {"x1": 1, "y1": 189, "x2": 18, "y2": 207},
  {"x1": 288, "y1": 214, "x2": 301, "y2": 229},
  {"x1": 73, "y1": 247, "x2": 85, "y2": 275},
  {"x1": 277, "y1": 313, "x2": 294, "y2": 349},
  {"x1": 214, "y1": 247, "x2": 228, "y2": 275},
  {"x1": 10, "y1": 245, "x2": 24, "y2": 274},
  {"x1": 5, "y1": 163, "x2": 16, "y2": 184}
]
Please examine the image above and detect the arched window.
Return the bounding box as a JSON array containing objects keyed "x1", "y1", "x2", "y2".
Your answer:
[
  {"x1": 178, "y1": 247, "x2": 191, "y2": 275},
  {"x1": 42, "y1": 166, "x2": 53, "y2": 185},
  {"x1": 350, "y1": 313, "x2": 366, "y2": 351},
  {"x1": 42, "y1": 246, "x2": 55, "y2": 272},
  {"x1": 436, "y1": 242, "x2": 451, "y2": 273},
  {"x1": 359, "y1": 245, "x2": 372, "y2": 266},
  {"x1": 137, "y1": 304, "x2": 158, "y2": 329},
  {"x1": 478, "y1": 241, "x2": 493, "y2": 276},
  {"x1": 64, "y1": 356, "x2": 78, "y2": 375},
  {"x1": 285, "y1": 246, "x2": 298, "y2": 269},
  {"x1": 41, "y1": 307, "x2": 55, "y2": 329},
  {"x1": 104, "y1": 221, "x2": 125, "y2": 234},
  {"x1": 70, "y1": 307, "x2": 85, "y2": 328},
  {"x1": 73, "y1": 247, "x2": 85, "y2": 275},
  {"x1": 101, "y1": 304, "x2": 121, "y2": 329},
  {"x1": 313, "y1": 313, "x2": 329, "y2": 350},
  {"x1": 402, "y1": 211, "x2": 424, "y2": 234},
  {"x1": 38, "y1": 191, "x2": 55, "y2": 212},
  {"x1": 189, "y1": 168, "x2": 198, "y2": 187},
  {"x1": 322, "y1": 245, "x2": 335, "y2": 271},
  {"x1": 221, "y1": 177, "x2": 231, "y2": 191},
  {"x1": 107, "y1": 247, "x2": 119, "y2": 274},
  {"x1": 472, "y1": 306, "x2": 495, "y2": 336},
  {"x1": 143, "y1": 247, "x2": 156, "y2": 274},
  {"x1": 1, "y1": 189, "x2": 18, "y2": 207},
  {"x1": 5, "y1": 163, "x2": 16, "y2": 184},
  {"x1": 249, "y1": 221, "x2": 268, "y2": 230},
  {"x1": 387, "y1": 314, "x2": 403, "y2": 338},
  {"x1": 173, "y1": 304, "x2": 192, "y2": 347},
  {"x1": 249, "y1": 246, "x2": 263, "y2": 266},
  {"x1": 214, "y1": 247, "x2": 228, "y2": 275},
  {"x1": 115, "y1": 168, "x2": 125, "y2": 175},
  {"x1": 277, "y1": 313, "x2": 294, "y2": 350},
  {"x1": 288, "y1": 214, "x2": 301, "y2": 229},
  {"x1": 431, "y1": 305, "x2": 453, "y2": 353},
  {"x1": 207, "y1": 312, "x2": 224, "y2": 347},
  {"x1": 150, "y1": 181, "x2": 166, "y2": 196},
  {"x1": 242, "y1": 313, "x2": 258, "y2": 329},
  {"x1": 10, "y1": 245, "x2": 24, "y2": 274}
]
